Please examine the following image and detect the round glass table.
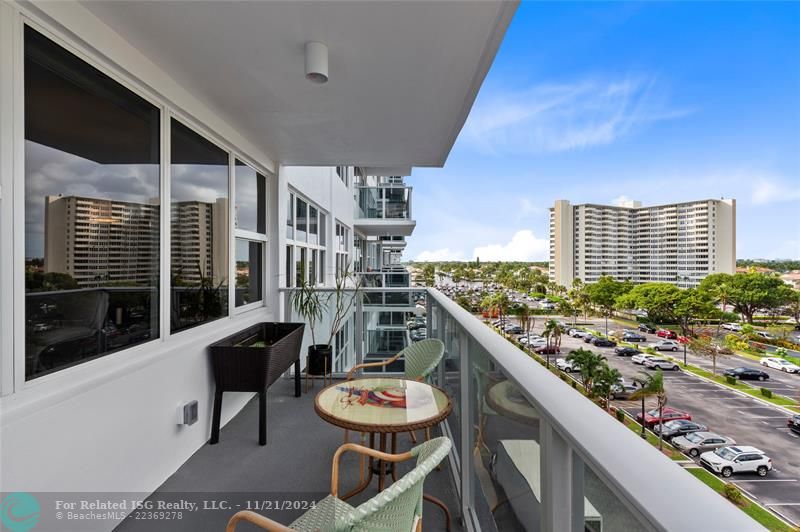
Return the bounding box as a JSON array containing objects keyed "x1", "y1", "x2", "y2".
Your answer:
[{"x1": 315, "y1": 377, "x2": 453, "y2": 529}]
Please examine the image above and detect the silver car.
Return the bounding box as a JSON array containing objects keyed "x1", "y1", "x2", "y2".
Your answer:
[{"x1": 672, "y1": 431, "x2": 735, "y2": 458}]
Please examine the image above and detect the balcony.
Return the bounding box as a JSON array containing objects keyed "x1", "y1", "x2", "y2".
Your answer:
[
  {"x1": 256, "y1": 288, "x2": 755, "y2": 531},
  {"x1": 355, "y1": 186, "x2": 416, "y2": 237}
]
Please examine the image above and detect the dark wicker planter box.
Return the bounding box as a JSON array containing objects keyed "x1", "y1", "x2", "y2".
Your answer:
[{"x1": 208, "y1": 322, "x2": 304, "y2": 445}]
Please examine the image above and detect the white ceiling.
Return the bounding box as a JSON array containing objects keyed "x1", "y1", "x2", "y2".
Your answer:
[{"x1": 80, "y1": 0, "x2": 517, "y2": 169}]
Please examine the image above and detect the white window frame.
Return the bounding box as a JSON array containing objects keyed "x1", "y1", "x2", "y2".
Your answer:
[
  {"x1": 232, "y1": 156, "x2": 269, "y2": 314},
  {"x1": 2, "y1": 10, "x2": 274, "y2": 399},
  {"x1": 286, "y1": 189, "x2": 327, "y2": 287}
]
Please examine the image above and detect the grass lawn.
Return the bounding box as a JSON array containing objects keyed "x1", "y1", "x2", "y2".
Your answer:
[
  {"x1": 686, "y1": 468, "x2": 793, "y2": 531},
  {"x1": 619, "y1": 416, "x2": 685, "y2": 461}
]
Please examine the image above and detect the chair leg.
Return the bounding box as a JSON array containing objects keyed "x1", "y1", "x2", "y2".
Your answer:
[{"x1": 409, "y1": 430, "x2": 418, "y2": 443}]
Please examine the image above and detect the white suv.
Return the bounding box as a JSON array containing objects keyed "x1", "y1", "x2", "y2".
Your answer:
[
  {"x1": 556, "y1": 359, "x2": 579, "y2": 372},
  {"x1": 644, "y1": 357, "x2": 680, "y2": 371},
  {"x1": 651, "y1": 340, "x2": 680, "y2": 352},
  {"x1": 700, "y1": 446, "x2": 772, "y2": 478}
]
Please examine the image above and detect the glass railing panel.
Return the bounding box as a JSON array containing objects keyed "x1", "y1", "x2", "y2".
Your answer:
[
  {"x1": 582, "y1": 461, "x2": 646, "y2": 532},
  {"x1": 355, "y1": 186, "x2": 411, "y2": 220},
  {"x1": 469, "y1": 338, "x2": 542, "y2": 531}
]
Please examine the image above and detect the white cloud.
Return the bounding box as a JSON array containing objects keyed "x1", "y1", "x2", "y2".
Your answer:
[
  {"x1": 462, "y1": 76, "x2": 692, "y2": 154},
  {"x1": 472, "y1": 230, "x2": 549, "y2": 262},
  {"x1": 752, "y1": 178, "x2": 800, "y2": 205},
  {"x1": 611, "y1": 194, "x2": 633, "y2": 206},
  {"x1": 414, "y1": 248, "x2": 465, "y2": 262}
]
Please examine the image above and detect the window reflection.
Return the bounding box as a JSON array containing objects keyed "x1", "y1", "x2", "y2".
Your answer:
[
  {"x1": 170, "y1": 119, "x2": 229, "y2": 333},
  {"x1": 24, "y1": 27, "x2": 160, "y2": 380},
  {"x1": 234, "y1": 160, "x2": 265, "y2": 233},
  {"x1": 235, "y1": 239, "x2": 262, "y2": 307}
]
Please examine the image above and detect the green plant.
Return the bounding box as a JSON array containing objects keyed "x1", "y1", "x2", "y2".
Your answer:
[
  {"x1": 632, "y1": 370, "x2": 667, "y2": 451},
  {"x1": 776, "y1": 347, "x2": 789, "y2": 357},
  {"x1": 761, "y1": 387, "x2": 773, "y2": 398},
  {"x1": 615, "y1": 408, "x2": 625, "y2": 422},
  {"x1": 723, "y1": 483, "x2": 744, "y2": 505},
  {"x1": 571, "y1": 380, "x2": 577, "y2": 389},
  {"x1": 726, "y1": 375, "x2": 737, "y2": 385}
]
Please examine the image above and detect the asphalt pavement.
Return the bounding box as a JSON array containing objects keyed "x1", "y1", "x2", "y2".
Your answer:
[{"x1": 523, "y1": 317, "x2": 800, "y2": 526}]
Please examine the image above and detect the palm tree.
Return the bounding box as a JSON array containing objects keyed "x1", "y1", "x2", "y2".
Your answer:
[
  {"x1": 631, "y1": 370, "x2": 667, "y2": 450},
  {"x1": 594, "y1": 364, "x2": 623, "y2": 412},
  {"x1": 565, "y1": 348, "x2": 606, "y2": 392},
  {"x1": 516, "y1": 304, "x2": 533, "y2": 347},
  {"x1": 713, "y1": 282, "x2": 733, "y2": 337}
]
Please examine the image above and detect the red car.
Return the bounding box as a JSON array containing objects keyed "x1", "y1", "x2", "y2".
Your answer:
[
  {"x1": 535, "y1": 346, "x2": 560, "y2": 354},
  {"x1": 636, "y1": 407, "x2": 691, "y2": 428},
  {"x1": 657, "y1": 329, "x2": 678, "y2": 340}
]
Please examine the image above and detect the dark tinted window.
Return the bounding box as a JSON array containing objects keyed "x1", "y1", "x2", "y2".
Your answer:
[
  {"x1": 234, "y1": 160, "x2": 266, "y2": 233},
  {"x1": 235, "y1": 239, "x2": 262, "y2": 306},
  {"x1": 170, "y1": 119, "x2": 229, "y2": 332},
  {"x1": 24, "y1": 27, "x2": 160, "y2": 380}
]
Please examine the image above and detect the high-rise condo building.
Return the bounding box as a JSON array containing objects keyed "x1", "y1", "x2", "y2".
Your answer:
[{"x1": 549, "y1": 198, "x2": 736, "y2": 288}]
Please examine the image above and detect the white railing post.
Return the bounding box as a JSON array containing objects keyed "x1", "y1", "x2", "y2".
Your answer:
[
  {"x1": 540, "y1": 419, "x2": 576, "y2": 532},
  {"x1": 459, "y1": 330, "x2": 473, "y2": 517},
  {"x1": 355, "y1": 293, "x2": 364, "y2": 369}
]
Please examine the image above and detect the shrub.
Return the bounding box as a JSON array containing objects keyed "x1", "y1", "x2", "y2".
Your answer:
[
  {"x1": 760, "y1": 388, "x2": 773, "y2": 398},
  {"x1": 571, "y1": 380, "x2": 577, "y2": 389},
  {"x1": 725, "y1": 375, "x2": 737, "y2": 385},
  {"x1": 615, "y1": 409, "x2": 626, "y2": 422},
  {"x1": 776, "y1": 347, "x2": 789, "y2": 357},
  {"x1": 723, "y1": 483, "x2": 744, "y2": 505}
]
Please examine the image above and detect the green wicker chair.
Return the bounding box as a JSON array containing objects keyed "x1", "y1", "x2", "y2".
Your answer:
[
  {"x1": 225, "y1": 437, "x2": 452, "y2": 532},
  {"x1": 345, "y1": 338, "x2": 445, "y2": 382}
]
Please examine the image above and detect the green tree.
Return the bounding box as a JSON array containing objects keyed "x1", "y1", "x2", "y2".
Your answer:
[
  {"x1": 566, "y1": 348, "x2": 606, "y2": 393},
  {"x1": 689, "y1": 333, "x2": 731, "y2": 376},
  {"x1": 786, "y1": 290, "x2": 800, "y2": 327},
  {"x1": 699, "y1": 272, "x2": 793, "y2": 324},
  {"x1": 631, "y1": 370, "x2": 667, "y2": 450},
  {"x1": 593, "y1": 363, "x2": 623, "y2": 412},
  {"x1": 585, "y1": 276, "x2": 632, "y2": 335}
]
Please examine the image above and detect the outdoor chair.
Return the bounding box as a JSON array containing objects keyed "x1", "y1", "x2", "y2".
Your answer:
[{"x1": 225, "y1": 436, "x2": 452, "y2": 532}]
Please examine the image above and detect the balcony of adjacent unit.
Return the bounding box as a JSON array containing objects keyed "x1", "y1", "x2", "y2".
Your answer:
[{"x1": 354, "y1": 185, "x2": 416, "y2": 237}]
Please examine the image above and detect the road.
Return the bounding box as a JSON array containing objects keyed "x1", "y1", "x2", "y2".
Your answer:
[{"x1": 523, "y1": 317, "x2": 800, "y2": 525}]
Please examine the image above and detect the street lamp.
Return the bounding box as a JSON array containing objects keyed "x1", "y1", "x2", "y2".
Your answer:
[{"x1": 639, "y1": 381, "x2": 647, "y2": 439}]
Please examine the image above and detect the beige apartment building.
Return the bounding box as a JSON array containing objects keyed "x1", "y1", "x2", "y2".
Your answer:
[
  {"x1": 44, "y1": 194, "x2": 160, "y2": 287},
  {"x1": 549, "y1": 198, "x2": 736, "y2": 288},
  {"x1": 44, "y1": 195, "x2": 228, "y2": 288}
]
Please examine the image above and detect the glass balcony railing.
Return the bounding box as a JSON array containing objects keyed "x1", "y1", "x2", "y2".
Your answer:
[
  {"x1": 279, "y1": 287, "x2": 761, "y2": 531},
  {"x1": 357, "y1": 270, "x2": 411, "y2": 288},
  {"x1": 356, "y1": 186, "x2": 412, "y2": 220}
]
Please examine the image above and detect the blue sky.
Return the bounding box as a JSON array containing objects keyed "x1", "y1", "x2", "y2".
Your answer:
[{"x1": 406, "y1": 1, "x2": 800, "y2": 262}]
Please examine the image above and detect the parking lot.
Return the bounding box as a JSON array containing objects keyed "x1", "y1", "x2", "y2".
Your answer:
[{"x1": 519, "y1": 317, "x2": 800, "y2": 525}]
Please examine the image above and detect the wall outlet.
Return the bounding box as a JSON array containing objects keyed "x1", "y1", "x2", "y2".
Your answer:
[{"x1": 177, "y1": 400, "x2": 198, "y2": 426}]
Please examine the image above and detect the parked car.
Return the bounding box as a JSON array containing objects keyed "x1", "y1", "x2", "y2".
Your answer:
[
  {"x1": 636, "y1": 407, "x2": 692, "y2": 428},
  {"x1": 504, "y1": 325, "x2": 524, "y2": 334},
  {"x1": 592, "y1": 338, "x2": 617, "y2": 348},
  {"x1": 622, "y1": 333, "x2": 647, "y2": 342},
  {"x1": 723, "y1": 367, "x2": 769, "y2": 381},
  {"x1": 761, "y1": 357, "x2": 800, "y2": 373},
  {"x1": 535, "y1": 346, "x2": 561, "y2": 355},
  {"x1": 569, "y1": 329, "x2": 588, "y2": 338},
  {"x1": 700, "y1": 446, "x2": 772, "y2": 478},
  {"x1": 614, "y1": 346, "x2": 641, "y2": 357},
  {"x1": 631, "y1": 353, "x2": 656, "y2": 365},
  {"x1": 583, "y1": 335, "x2": 596, "y2": 343},
  {"x1": 722, "y1": 323, "x2": 743, "y2": 332},
  {"x1": 556, "y1": 359, "x2": 579, "y2": 372},
  {"x1": 652, "y1": 419, "x2": 708, "y2": 441},
  {"x1": 787, "y1": 415, "x2": 800, "y2": 434},
  {"x1": 610, "y1": 383, "x2": 638, "y2": 400},
  {"x1": 638, "y1": 323, "x2": 657, "y2": 334},
  {"x1": 651, "y1": 340, "x2": 680, "y2": 352},
  {"x1": 755, "y1": 331, "x2": 774, "y2": 340},
  {"x1": 644, "y1": 357, "x2": 680, "y2": 371},
  {"x1": 673, "y1": 432, "x2": 736, "y2": 458},
  {"x1": 656, "y1": 329, "x2": 678, "y2": 339}
]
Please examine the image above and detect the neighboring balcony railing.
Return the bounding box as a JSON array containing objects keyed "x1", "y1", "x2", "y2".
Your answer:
[
  {"x1": 356, "y1": 186, "x2": 412, "y2": 219},
  {"x1": 357, "y1": 270, "x2": 411, "y2": 288}
]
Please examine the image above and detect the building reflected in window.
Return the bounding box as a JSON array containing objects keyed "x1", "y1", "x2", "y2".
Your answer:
[{"x1": 24, "y1": 27, "x2": 160, "y2": 380}]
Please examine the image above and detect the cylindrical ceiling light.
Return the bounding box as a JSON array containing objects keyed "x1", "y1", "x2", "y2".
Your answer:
[{"x1": 305, "y1": 41, "x2": 328, "y2": 84}]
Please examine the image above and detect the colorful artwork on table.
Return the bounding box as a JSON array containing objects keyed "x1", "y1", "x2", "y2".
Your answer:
[{"x1": 336, "y1": 385, "x2": 432, "y2": 410}]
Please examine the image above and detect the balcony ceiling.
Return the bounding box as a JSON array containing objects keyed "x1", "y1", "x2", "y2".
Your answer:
[{"x1": 78, "y1": 0, "x2": 517, "y2": 168}]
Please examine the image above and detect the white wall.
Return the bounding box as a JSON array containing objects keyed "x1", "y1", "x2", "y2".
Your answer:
[{"x1": 0, "y1": 0, "x2": 285, "y2": 521}]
